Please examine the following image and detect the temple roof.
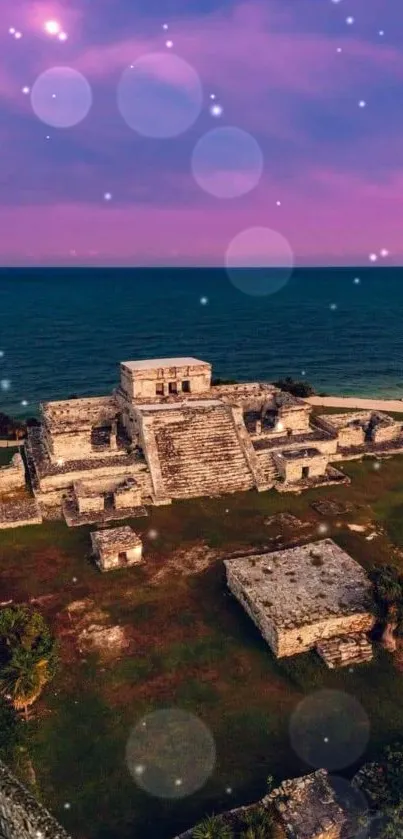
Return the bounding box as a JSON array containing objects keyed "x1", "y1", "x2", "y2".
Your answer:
[{"x1": 121, "y1": 357, "x2": 209, "y2": 370}]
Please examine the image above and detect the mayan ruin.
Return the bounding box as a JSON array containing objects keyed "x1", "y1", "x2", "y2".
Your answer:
[
  {"x1": 225, "y1": 539, "x2": 375, "y2": 668},
  {"x1": 175, "y1": 769, "x2": 348, "y2": 839},
  {"x1": 1, "y1": 356, "x2": 403, "y2": 530}
]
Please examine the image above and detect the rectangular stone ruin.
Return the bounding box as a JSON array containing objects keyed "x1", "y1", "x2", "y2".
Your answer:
[
  {"x1": 274, "y1": 447, "x2": 329, "y2": 483},
  {"x1": 120, "y1": 357, "x2": 212, "y2": 400},
  {"x1": 310, "y1": 499, "x2": 355, "y2": 517},
  {"x1": 264, "y1": 769, "x2": 347, "y2": 839},
  {"x1": 113, "y1": 477, "x2": 141, "y2": 509},
  {"x1": 224, "y1": 539, "x2": 375, "y2": 664},
  {"x1": 91, "y1": 525, "x2": 143, "y2": 571},
  {"x1": 316, "y1": 410, "x2": 403, "y2": 449},
  {"x1": 74, "y1": 480, "x2": 105, "y2": 514}
]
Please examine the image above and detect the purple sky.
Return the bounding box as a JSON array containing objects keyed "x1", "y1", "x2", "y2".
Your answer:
[{"x1": 1, "y1": 0, "x2": 401, "y2": 266}]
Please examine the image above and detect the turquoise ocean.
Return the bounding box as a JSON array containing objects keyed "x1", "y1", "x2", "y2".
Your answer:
[{"x1": 0, "y1": 267, "x2": 402, "y2": 417}]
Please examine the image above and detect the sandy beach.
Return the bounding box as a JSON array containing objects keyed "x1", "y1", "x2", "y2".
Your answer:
[{"x1": 307, "y1": 396, "x2": 403, "y2": 413}]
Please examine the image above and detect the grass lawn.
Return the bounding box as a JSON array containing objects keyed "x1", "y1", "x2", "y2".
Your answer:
[
  {"x1": 2, "y1": 455, "x2": 403, "y2": 838},
  {"x1": 0, "y1": 446, "x2": 18, "y2": 466}
]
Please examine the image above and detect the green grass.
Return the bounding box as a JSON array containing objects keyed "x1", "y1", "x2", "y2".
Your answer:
[
  {"x1": 0, "y1": 447, "x2": 17, "y2": 466},
  {"x1": 3, "y1": 455, "x2": 403, "y2": 837}
]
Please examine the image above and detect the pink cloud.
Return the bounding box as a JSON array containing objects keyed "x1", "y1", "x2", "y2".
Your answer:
[{"x1": 0, "y1": 164, "x2": 399, "y2": 265}]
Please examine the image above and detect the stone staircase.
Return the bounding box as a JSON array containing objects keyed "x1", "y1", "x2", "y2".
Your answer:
[
  {"x1": 141, "y1": 402, "x2": 256, "y2": 499},
  {"x1": 253, "y1": 447, "x2": 280, "y2": 486},
  {"x1": 316, "y1": 632, "x2": 373, "y2": 669}
]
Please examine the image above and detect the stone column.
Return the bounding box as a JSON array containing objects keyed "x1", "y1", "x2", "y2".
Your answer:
[
  {"x1": 110, "y1": 420, "x2": 118, "y2": 450},
  {"x1": 255, "y1": 419, "x2": 262, "y2": 435}
]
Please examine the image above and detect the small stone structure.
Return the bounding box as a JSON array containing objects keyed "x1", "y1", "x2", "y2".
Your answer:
[
  {"x1": 0, "y1": 759, "x2": 72, "y2": 839},
  {"x1": 113, "y1": 477, "x2": 141, "y2": 509},
  {"x1": 264, "y1": 770, "x2": 346, "y2": 839},
  {"x1": 0, "y1": 453, "x2": 25, "y2": 493},
  {"x1": 91, "y1": 526, "x2": 143, "y2": 571},
  {"x1": 225, "y1": 539, "x2": 374, "y2": 665},
  {"x1": 74, "y1": 480, "x2": 105, "y2": 514},
  {"x1": 274, "y1": 447, "x2": 329, "y2": 483},
  {"x1": 120, "y1": 357, "x2": 212, "y2": 400},
  {"x1": 316, "y1": 410, "x2": 403, "y2": 450}
]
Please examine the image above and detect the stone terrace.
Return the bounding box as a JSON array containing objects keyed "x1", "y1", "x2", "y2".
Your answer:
[
  {"x1": 42, "y1": 395, "x2": 119, "y2": 432},
  {"x1": 225, "y1": 539, "x2": 374, "y2": 661},
  {"x1": 27, "y1": 427, "x2": 140, "y2": 480}
]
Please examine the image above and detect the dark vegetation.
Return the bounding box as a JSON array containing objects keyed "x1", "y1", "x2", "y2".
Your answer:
[{"x1": 273, "y1": 376, "x2": 316, "y2": 398}]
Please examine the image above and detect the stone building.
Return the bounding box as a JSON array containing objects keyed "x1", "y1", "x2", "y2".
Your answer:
[
  {"x1": 10, "y1": 353, "x2": 402, "y2": 529},
  {"x1": 90, "y1": 525, "x2": 143, "y2": 571},
  {"x1": 225, "y1": 539, "x2": 374, "y2": 668},
  {"x1": 0, "y1": 759, "x2": 72, "y2": 839},
  {"x1": 316, "y1": 411, "x2": 403, "y2": 453}
]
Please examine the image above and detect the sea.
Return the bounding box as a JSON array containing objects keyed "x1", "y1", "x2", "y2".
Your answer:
[{"x1": 0, "y1": 266, "x2": 403, "y2": 418}]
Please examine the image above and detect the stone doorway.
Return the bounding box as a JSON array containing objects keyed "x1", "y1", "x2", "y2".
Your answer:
[
  {"x1": 118, "y1": 551, "x2": 128, "y2": 567},
  {"x1": 302, "y1": 466, "x2": 310, "y2": 479},
  {"x1": 168, "y1": 381, "x2": 178, "y2": 394}
]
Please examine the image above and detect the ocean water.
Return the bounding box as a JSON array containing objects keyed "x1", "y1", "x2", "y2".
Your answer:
[{"x1": 0, "y1": 266, "x2": 403, "y2": 417}]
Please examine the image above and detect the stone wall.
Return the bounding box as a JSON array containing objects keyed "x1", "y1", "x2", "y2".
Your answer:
[
  {"x1": 0, "y1": 760, "x2": 72, "y2": 839},
  {"x1": 137, "y1": 413, "x2": 172, "y2": 503},
  {"x1": 315, "y1": 414, "x2": 366, "y2": 448},
  {"x1": 337, "y1": 425, "x2": 365, "y2": 447},
  {"x1": 372, "y1": 421, "x2": 403, "y2": 444},
  {"x1": 41, "y1": 395, "x2": 118, "y2": 428},
  {"x1": 77, "y1": 494, "x2": 104, "y2": 514},
  {"x1": 278, "y1": 405, "x2": 311, "y2": 433},
  {"x1": 0, "y1": 454, "x2": 26, "y2": 493},
  {"x1": 274, "y1": 451, "x2": 329, "y2": 483},
  {"x1": 276, "y1": 612, "x2": 374, "y2": 657},
  {"x1": 121, "y1": 360, "x2": 212, "y2": 400},
  {"x1": 114, "y1": 480, "x2": 141, "y2": 509}
]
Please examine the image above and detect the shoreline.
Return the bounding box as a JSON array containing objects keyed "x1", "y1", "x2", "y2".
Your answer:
[{"x1": 307, "y1": 396, "x2": 403, "y2": 413}]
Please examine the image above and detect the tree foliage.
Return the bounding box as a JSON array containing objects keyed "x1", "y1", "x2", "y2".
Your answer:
[
  {"x1": 192, "y1": 814, "x2": 234, "y2": 839},
  {"x1": 273, "y1": 377, "x2": 315, "y2": 398},
  {"x1": 368, "y1": 565, "x2": 403, "y2": 631},
  {"x1": 0, "y1": 606, "x2": 57, "y2": 718}
]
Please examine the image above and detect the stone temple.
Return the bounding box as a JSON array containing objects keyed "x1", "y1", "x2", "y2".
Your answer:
[{"x1": 1, "y1": 355, "x2": 402, "y2": 528}]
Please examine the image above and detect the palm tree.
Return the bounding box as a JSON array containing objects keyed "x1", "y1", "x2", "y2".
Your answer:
[
  {"x1": 0, "y1": 651, "x2": 53, "y2": 721},
  {"x1": 239, "y1": 806, "x2": 274, "y2": 838},
  {"x1": 0, "y1": 606, "x2": 57, "y2": 719},
  {"x1": 369, "y1": 566, "x2": 403, "y2": 652},
  {"x1": 192, "y1": 814, "x2": 234, "y2": 839}
]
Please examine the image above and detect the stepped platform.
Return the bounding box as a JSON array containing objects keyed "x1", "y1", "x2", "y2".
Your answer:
[
  {"x1": 137, "y1": 400, "x2": 255, "y2": 499},
  {"x1": 0, "y1": 492, "x2": 42, "y2": 529},
  {"x1": 62, "y1": 496, "x2": 148, "y2": 527},
  {"x1": 276, "y1": 465, "x2": 350, "y2": 493},
  {"x1": 316, "y1": 632, "x2": 373, "y2": 669}
]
